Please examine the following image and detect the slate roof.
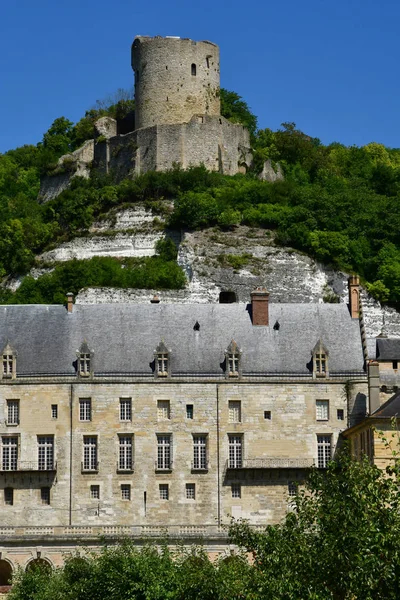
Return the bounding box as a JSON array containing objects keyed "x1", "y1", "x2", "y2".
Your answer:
[
  {"x1": 376, "y1": 338, "x2": 400, "y2": 360},
  {"x1": 371, "y1": 391, "x2": 400, "y2": 418},
  {"x1": 0, "y1": 302, "x2": 365, "y2": 376}
]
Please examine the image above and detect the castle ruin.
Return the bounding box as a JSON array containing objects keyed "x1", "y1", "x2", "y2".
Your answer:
[{"x1": 94, "y1": 36, "x2": 252, "y2": 179}]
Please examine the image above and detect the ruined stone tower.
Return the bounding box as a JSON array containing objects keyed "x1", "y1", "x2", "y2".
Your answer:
[
  {"x1": 132, "y1": 36, "x2": 220, "y2": 129},
  {"x1": 39, "y1": 35, "x2": 253, "y2": 201}
]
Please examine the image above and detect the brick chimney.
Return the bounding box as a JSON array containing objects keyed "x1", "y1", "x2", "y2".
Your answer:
[
  {"x1": 66, "y1": 292, "x2": 74, "y2": 313},
  {"x1": 348, "y1": 275, "x2": 360, "y2": 319},
  {"x1": 251, "y1": 287, "x2": 269, "y2": 326}
]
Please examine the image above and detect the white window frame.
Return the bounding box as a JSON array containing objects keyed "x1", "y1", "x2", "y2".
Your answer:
[
  {"x1": 159, "y1": 484, "x2": 169, "y2": 500},
  {"x1": 119, "y1": 398, "x2": 132, "y2": 422},
  {"x1": 83, "y1": 436, "x2": 98, "y2": 472},
  {"x1": 316, "y1": 400, "x2": 329, "y2": 421},
  {"x1": 228, "y1": 401, "x2": 241, "y2": 423},
  {"x1": 228, "y1": 435, "x2": 243, "y2": 469},
  {"x1": 157, "y1": 400, "x2": 170, "y2": 421},
  {"x1": 157, "y1": 434, "x2": 172, "y2": 470},
  {"x1": 186, "y1": 483, "x2": 195, "y2": 500},
  {"x1": 2, "y1": 437, "x2": 18, "y2": 471},
  {"x1": 317, "y1": 435, "x2": 331, "y2": 468},
  {"x1": 79, "y1": 398, "x2": 92, "y2": 422},
  {"x1": 37, "y1": 436, "x2": 54, "y2": 471},
  {"x1": 90, "y1": 485, "x2": 100, "y2": 499},
  {"x1": 6, "y1": 400, "x2": 19, "y2": 425},
  {"x1": 193, "y1": 435, "x2": 208, "y2": 470},
  {"x1": 79, "y1": 353, "x2": 91, "y2": 377},
  {"x1": 121, "y1": 484, "x2": 131, "y2": 500},
  {"x1": 118, "y1": 436, "x2": 133, "y2": 471}
]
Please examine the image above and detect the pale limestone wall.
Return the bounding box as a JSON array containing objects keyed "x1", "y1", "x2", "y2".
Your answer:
[
  {"x1": 132, "y1": 37, "x2": 220, "y2": 129},
  {"x1": 94, "y1": 116, "x2": 251, "y2": 179},
  {"x1": 0, "y1": 376, "x2": 367, "y2": 566},
  {"x1": 0, "y1": 378, "x2": 366, "y2": 530}
]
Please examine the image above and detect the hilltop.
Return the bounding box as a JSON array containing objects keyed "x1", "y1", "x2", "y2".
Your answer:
[{"x1": 1, "y1": 89, "x2": 400, "y2": 329}]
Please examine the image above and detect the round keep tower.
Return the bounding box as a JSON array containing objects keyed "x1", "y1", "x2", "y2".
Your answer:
[{"x1": 131, "y1": 36, "x2": 220, "y2": 130}]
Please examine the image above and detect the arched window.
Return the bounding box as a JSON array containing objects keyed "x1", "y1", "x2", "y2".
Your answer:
[
  {"x1": 191, "y1": 63, "x2": 197, "y2": 76},
  {"x1": 0, "y1": 560, "x2": 13, "y2": 585},
  {"x1": 26, "y1": 558, "x2": 52, "y2": 573}
]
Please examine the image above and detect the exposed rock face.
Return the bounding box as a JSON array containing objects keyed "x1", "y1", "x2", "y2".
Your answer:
[
  {"x1": 258, "y1": 159, "x2": 284, "y2": 182},
  {"x1": 94, "y1": 117, "x2": 117, "y2": 139},
  {"x1": 38, "y1": 140, "x2": 94, "y2": 203}
]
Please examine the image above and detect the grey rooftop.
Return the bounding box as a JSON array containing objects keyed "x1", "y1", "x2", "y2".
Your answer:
[{"x1": 0, "y1": 302, "x2": 364, "y2": 377}]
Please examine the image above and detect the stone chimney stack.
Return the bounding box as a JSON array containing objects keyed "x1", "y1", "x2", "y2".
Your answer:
[
  {"x1": 66, "y1": 292, "x2": 74, "y2": 313},
  {"x1": 251, "y1": 287, "x2": 269, "y2": 326},
  {"x1": 348, "y1": 275, "x2": 360, "y2": 319},
  {"x1": 368, "y1": 360, "x2": 380, "y2": 414}
]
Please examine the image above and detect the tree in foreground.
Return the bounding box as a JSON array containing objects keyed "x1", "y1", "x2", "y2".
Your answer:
[{"x1": 229, "y1": 446, "x2": 400, "y2": 599}]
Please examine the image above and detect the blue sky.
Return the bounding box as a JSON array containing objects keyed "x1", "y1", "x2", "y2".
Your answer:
[{"x1": 1, "y1": 0, "x2": 399, "y2": 153}]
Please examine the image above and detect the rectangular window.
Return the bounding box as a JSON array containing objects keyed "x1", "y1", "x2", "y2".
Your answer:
[
  {"x1": 157, "y1": 400, "x2": 170, "y2": 420},
  {"x1": 79, "y1": 398, "x2": 91, "y2": 422},
  {"x1": 79, "y1": 353, "x2": 91, "y2": 376},
  {"x1": 90, "y1": 485, "x2": 100, "y2": 499},
  {"x1": 228, "y1": 435, "x2": 243, "y2": 468},
  {"x1": 121, "y1": 484, "x2": 131, "y2": 500},
  {"x1": 316, "y1": 400, "x2": 329, "y2": 421},
  {"x1": 3, "y1": 355, "x2": 13, "y2": 377},
  {"x1": 315, "y1": 353, "x2": 327, "y2": 375},
  {"x1": 193, "y1": 435, "x2": 207, "y2": 470},
  {"x1": 157, "y1": 354, "x2": 168, "y2": 376},
  {"x1": 6, "y1": 400, "x2": 19, "y2": 425},
  {"x1": 337, "y1": 409, "x2": 344, "y2": 421},
  {"x1": 186, "y1": 404, "x2": 194, "y2": 419},
  {"x1": 317, "y1": 435, "x2": 331, "y2": 468},
  {"x1": 41, "y1": 487, "x2": 50, "y2": 505},
  {"x1": 228, "y1": 401, "x2": 241, "y2": 423},
  {"x1": 288, "y1": 482, "x2": 296, "y2": 497},
  {"x1": 37, "y1": 436, "x2": 54, "y2": 470},
  {"x1": 159, "y1": 484, "x2": 169, "y2": 500},
  {"x1": 264, "y1": 410, "x2": 271, "y2": 420},
  {"x1": 231, "y1": 483, "x2": 241, "y2": 498},
  {"x1": 83, "y1": 436, "x2": 98, "y2": 471},
  {"x1": 393, "y1": 361, "x2": 398, "y2": 370},
  {"x1": 2, "y1": 437, "x2": 18, "y2": 471},
  {"x1": 120, "y1": 398, "x2": 132, "y2": 421},
  {"x1": 4, "y1": 487, "x2": 13, "y2": 505},
  {"x1": 51, "y1": 404, "x2": 58, "y2": 419},
  {"x1": 228, "y1": 354, "x2": 239, "y2": 376},
  {"x1": 157, "y1": 435, "x2": 172, "y2": 470},
  {"x1": 119, "y1": 436, "x2": 133, "y2": 471},
  {"x1": 186, "y1": 483, "x2": 195, "y2": 499}
]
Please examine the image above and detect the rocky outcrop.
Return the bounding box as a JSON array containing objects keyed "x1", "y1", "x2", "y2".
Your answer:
[
  {"x1": 258, "y1": 159, "x2": 284, "y2": 182},
  {"x1": 38, "y1": 140, "x2": 94, "y2": 203}
]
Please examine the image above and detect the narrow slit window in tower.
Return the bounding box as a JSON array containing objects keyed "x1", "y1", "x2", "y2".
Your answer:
[{"x1": 191, "y1": 63, "x2": 197, "y2": 76}]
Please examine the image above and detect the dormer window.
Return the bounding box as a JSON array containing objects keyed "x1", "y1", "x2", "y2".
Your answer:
[
  {"x1": 312, "y1": 340, "x2": 329, "y2": 379},
  {"x1": 155, "y1": 341, "x2": 170, "y2": 378},
  {"x1": 225, "y1": 340, "x2": 241, "y2": 378},
  {"x1": 1, "y1": 343, "x2": 17, "y2": 380},
  {"x1": 76, "y1": 341, "x2": 93, "y2": 378}
]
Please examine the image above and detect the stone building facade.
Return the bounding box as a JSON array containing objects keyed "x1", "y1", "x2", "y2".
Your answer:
[{"x1": 0, "y1": 286, "x2": 368, "y2": 578}]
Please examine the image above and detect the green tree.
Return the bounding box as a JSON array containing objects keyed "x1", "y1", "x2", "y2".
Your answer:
[{"x1": 229, "y1": 448, "x2": 400, "y2": 599}]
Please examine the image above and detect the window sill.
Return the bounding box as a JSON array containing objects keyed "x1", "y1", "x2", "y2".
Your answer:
[
  {"x1": 191, "y1": 467, "x2": 209, "y2": 473},
  {"x1": 5, "y1": 422, "x2": 19, "y2": 427},
  {"x1": 155, "y1": 468, "x2": 173, "y2": 473},
  {"x1": 117, "y1": 468, "x2": 134, "y2": 474}
]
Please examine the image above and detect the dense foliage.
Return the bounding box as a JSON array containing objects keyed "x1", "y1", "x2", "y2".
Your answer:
[
  {"x1": 229, "y1": 446, "x2": 400, "y2": 599},
  {"x1": 8, "y1": 544, "x2": 254, "y2": 600},
  {"x1": 9, "y1": 445, "x2": 400, "y2": 599},
  {"x1": 1, "y1": 90, "x2": 400, "y2": 304}
]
